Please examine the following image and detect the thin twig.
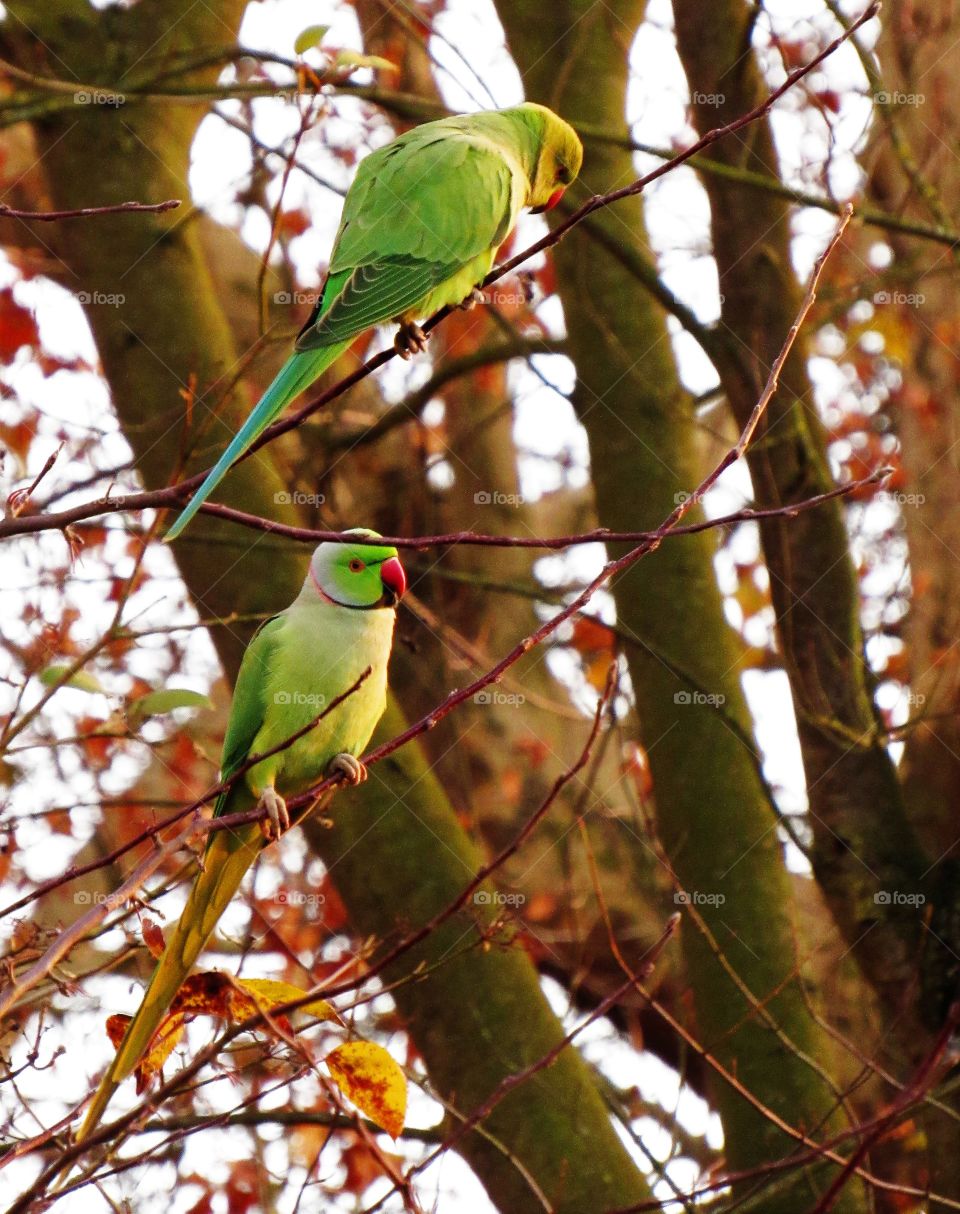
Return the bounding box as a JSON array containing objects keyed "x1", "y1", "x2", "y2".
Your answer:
[
  {"x1": 0, "y1": 6, "x2": 875, "y2": 544},
  {"x1": 0, "y1": 199, "x2": 180, "y2": 221}
]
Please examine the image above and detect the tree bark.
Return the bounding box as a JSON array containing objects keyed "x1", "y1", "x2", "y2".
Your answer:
[
  {"x1": 1, "y1": 3, "x2": 652, "y2": 1209},
  {"x1": 670, "y1": 0, "x2": 932, "y2": 1040},
  {"x1": 497, "y1": 1, "x2": 866, "y2": 1206}
]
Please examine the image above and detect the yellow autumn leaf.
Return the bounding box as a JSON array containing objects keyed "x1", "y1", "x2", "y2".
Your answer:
[
  {"x1": 135, "y1": 1014, "x2": 187, "y2": 1092},
  {"x1": 326, "y1": 1041, "x2": 407, "y2": 1138},
  {"x1": 235, "y1": 977, "x2": 337, "y2": 1024}
]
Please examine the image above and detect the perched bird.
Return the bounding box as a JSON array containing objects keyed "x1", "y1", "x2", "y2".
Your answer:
[
  {"x1": 165, "y1": 102, "x2": 583, "y2": 540},
  {"x1": 74, "y1": 530, "x2": 406, "y2": 1143}
]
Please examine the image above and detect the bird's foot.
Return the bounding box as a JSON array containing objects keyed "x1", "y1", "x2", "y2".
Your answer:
[
  {"x1": 258, "y1": 786, "x2": 289, "y2": 841},
  {"x1": 394, "y1": 321, "x2": 428, "y2": 360},
  {"x1": 458, "y1": 287, "x2": 485, "y2": 312},
  {"x1": 329, "y1": 752, "x2": 368, "y2": 786}
]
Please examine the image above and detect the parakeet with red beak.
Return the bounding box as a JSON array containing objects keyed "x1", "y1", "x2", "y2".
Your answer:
[
  {"x1": 165, "y1": 102, "x2": 583, "y2": 540},
  {"x1": 74, "y1": 530, "x2": 406, "y2": 1142}
]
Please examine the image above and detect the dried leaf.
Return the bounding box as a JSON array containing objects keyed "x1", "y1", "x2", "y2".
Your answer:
[
  {"x1": 141, "y1": 917, "x2": 165, "y2": 960},
  {"x1": 326, "y1": 1041, "x2": 406, "y2": 1137},
  {"x1": 234, "y1": 977, "x2": 337, "y2": 1023}
]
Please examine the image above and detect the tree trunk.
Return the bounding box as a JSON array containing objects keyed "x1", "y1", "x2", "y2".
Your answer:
[{"x1": 497, "y1": 1, "x2": 867, "y2": 1206}]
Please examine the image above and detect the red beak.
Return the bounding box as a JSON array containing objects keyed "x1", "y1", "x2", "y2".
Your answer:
[
  {"x1": 530, "y1": 187, "x2": 565, "y2": 215},
  {"x1": 380, "y1": 556, "x2": 406, "y2": 605}
]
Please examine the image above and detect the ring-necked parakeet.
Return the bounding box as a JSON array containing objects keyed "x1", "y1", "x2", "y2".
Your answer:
[
  {"x1": 164, "y1": 103, "x2": 583, "y2": 540},
  {"x1": 74, "y1": 530, "x2": 405, "y2": 1144}
]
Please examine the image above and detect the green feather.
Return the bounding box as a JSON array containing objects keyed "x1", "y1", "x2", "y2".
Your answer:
[{"x1": 72, "y1": 541, "x2": 400, "y2": 1155}]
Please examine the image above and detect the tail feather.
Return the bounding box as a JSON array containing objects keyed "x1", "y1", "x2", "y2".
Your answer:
[
  {"x1": 74, "y1": 824, "x2": 262, "y2": 1146},
  {"x1": 165, "y1": 343, "x2": 347, "y2": 542}
]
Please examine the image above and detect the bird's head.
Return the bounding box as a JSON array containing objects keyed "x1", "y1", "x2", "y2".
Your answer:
[
  {"x1": 522, "y1": 104, "x2": 584, "y2": 214},
  {"x1": 308, "y1": 529, "x2": 406, "y2": 610}
]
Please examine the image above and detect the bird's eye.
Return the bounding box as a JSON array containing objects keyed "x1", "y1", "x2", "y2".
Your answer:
[
  {"x1": 556, "y1": 164, "x2": 572, "y2": 185},
  {"x1": 348, "y1": 558, "x2": 365, "y2": 573}
]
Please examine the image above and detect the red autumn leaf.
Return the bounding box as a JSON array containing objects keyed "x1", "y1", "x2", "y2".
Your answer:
[
  {"x1": 77, "y1": 716, "x2": 114, "y2": 770},
  {"x1": 0, "y1": 418, "x2": 38, "y2": 463},
  {"x1": 141, "y1": 917, "x2": 165, "y2": 960},
  {"x1": 276, "y1": 207, "x2": 311, "y2": 238},
  {"x1": 0, "y1": 288, "x2": 38, "y2": 360}
]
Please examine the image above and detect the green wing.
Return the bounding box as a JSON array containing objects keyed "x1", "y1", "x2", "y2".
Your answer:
[
  {"x1": 296, "y1": 127, "x2": 522, "y2": 352},
  {"x1": 214, "y1": 614, "x2": 285, "y2": 819}
]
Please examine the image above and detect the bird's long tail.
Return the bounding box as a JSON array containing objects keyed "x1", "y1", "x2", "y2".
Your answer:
[
  {"x1": 74, "y1": 823, "x2": 263, "y2": 1148},
  {"x1": 164, "y1": 342, "x2": 348, "y2": 542}
]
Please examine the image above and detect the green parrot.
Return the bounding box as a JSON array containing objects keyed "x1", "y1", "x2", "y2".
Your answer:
[
  {"x1": 165, "y1": 102, "x2": 583, "y2": 540},
  {"x1": 74, "y1": 530, "x2": 406, "y2": 1145}
]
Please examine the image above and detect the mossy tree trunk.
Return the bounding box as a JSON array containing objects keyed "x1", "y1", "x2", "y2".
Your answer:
[
  {"x1": 497, "y1": 1, "x2": 868, "y2": 1206},
  {"x1": 2, "y1": 3, "x2": 653, "y2": 1209}
]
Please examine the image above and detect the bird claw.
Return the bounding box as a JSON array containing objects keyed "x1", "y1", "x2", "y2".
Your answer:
[
  {"x1": 458, "y1": 287, "x2": 485, "y2": 312},
  {"x1": 394, "y1": 321, "x2": 428, "y2": 360},
  {"x1": 329, "y1": 752, "x2": 367, "y2": 786},
  {"x1": 258, "y1": 787, "x2": 289, "y2": 841}
]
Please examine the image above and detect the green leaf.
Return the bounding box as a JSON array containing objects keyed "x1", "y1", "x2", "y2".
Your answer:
[
  {"x1": 294, "y1": 24, "x2": 330, "y2": 55},
  {"x1": 39, "y1": 665, "x2": 104, "y2": 695},
  {"x1": 332, "y1": 49, "x2": 396, "y2": 74},
  {"x1": 128, "y1": 687, "x2": 211, "y2": 727}
]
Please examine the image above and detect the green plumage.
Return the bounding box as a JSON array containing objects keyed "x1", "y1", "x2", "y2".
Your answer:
[
  {"x1": 73, "y1": 535, "x2": 403, "y2": 1150},
  {"x1": 165, "y1": 103, "x2": 583, "y2": 540}
]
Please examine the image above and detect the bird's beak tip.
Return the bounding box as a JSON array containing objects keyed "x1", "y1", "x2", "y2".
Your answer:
[{"x1": 380, "y1": 556, "x2": 406, "y2": 605}]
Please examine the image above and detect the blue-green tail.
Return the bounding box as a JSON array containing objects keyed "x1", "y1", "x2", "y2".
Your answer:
[{"x1": 165, "y1": 344, "x2": 346, "y2": 541}]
